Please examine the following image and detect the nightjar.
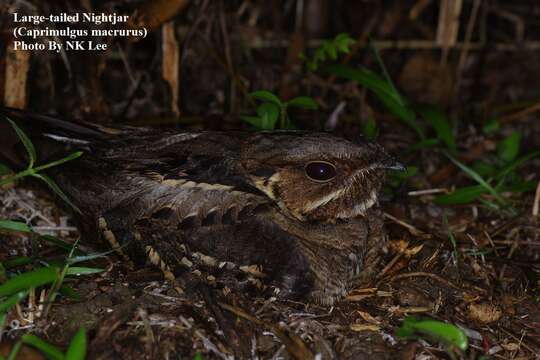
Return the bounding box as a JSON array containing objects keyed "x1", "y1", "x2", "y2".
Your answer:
[{"x1": 1, "y1": 108, "x2": 403, "y2": 305}]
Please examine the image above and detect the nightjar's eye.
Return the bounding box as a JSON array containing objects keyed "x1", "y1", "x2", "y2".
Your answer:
[{"x1": 305, "y1": 161, "x2": 337, "y2": 182}]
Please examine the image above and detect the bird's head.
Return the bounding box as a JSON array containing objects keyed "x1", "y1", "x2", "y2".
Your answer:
[{"x1": 240, "y1": 132, "x2": 403, "y2": 222}]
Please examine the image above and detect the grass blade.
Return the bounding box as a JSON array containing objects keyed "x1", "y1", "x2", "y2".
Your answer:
[
  {"x1": 325, "y1": 64, "x2": 423, "y2": 139},
  {"x1": 39, "y1": 235, "x2": 75, "y2": 252},
  {"x1": 21, "y1": 334, "x2": 65, "y2": 360},
  {"x1": 34, "y1": 151, "x2": 83, "y2": 172},
  {"x1": 494, "y1": 150, "x2": 540, "y2": 180},
  {"x1": 0, "y1": 291, "x2": 28, "y2": 313},
  {"x1": 59, "y1": 285, "x2": 81, "y2": 301},
  {"x1": 65, "y1": 328, "x2": 87, "y2": 360},
  {"x1": 0, "y1": 266, "x2": 60, "y2": 297},
  {"x1": 66, "y1": 267, "x2": 104, "y2": 276},
  {"x1": 0, "y1": 220, "x2": 32, "y2": 233},
  {"x1": 31, "y1": 173, "x2": 82, "y2": 214},
  {"x1": 0, "y1": 164, "x2": 13, "y2": 176},
  {"x1": 445, "y1": 152, "x2": 507, "y2": 205},
  {"x1": 496, "y1": 132, "x2": 521, "y2": 163},
  {"x1": 6, "y1": 118, "x2": 36, "y2": 169},
  {"x1": 416, "y1": 105, "x2": 456, "y2": 152},
  {"x1": 434, "y1": 185, "x2": 486, "y2": 205},
  {"x1": 2, "y1": 257, "x2": 33, "y2": 269}
]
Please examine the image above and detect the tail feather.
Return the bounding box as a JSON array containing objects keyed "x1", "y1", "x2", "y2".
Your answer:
[
  {"x1": 1, "y1": 107, "x2": 108, "y2": 142},
  {"x1": 0, "y1": 107, "x2": 112, "y2": 168}
]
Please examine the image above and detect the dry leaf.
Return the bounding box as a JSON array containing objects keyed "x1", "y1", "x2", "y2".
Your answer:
[
  {"x1": 356, "y1": 311, "x2": 381, "y2": 325},
  {"x1": 350, "y1": 323, "x2": 380, "y2": 332},
  {"x1": 468, "y1": 303, "x2": 502, "y2": 324}
]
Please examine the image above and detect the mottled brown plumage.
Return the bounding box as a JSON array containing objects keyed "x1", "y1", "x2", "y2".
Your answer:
[{"x1": 1, "y1": 108, "x2": 402, "y2": 304}]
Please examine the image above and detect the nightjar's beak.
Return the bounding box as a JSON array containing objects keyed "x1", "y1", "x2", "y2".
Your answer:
[{"x1": 378, "y1": 157, "x2": 406, "y2": 171}]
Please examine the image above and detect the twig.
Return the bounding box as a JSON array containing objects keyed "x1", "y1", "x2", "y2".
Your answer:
[
  {"x1": 436, "y1": 0, "x2": 463, "y2": 65},
  {"x1": 243, "y1": 38, "x2": 540, "y2": 52},
  {"x1": 162, "y1": 21, "x2": 181, "y2": 116},
  {"x1": 533, "y1": 181, "x2": 540, "y2": 217},
  {"x1": 178, "y1": 315, "x2": 233, "y2": 360},
  {"x1": 377, "y1": 253, "x2": 403, "y2": 279},
  {"x1": 388, "y1": 271, "x2": 461, "y2": 291},
  {"x1": 383, "y1": 212, "x2": 429, "y2": 237},
  {"x1": 499, "y1": 101, "x2": 540, "y2": 124},
  {"x1": 407, "y1": 188, "x2": 448, "y2": 196},
  {"x1": 219, "y1": 302, "x2": 314, "y2": 360},
  {"x1": 454, "y1": 0, "x2": 482, "y2": 97},
  {"x1": 219, "y1": 0, "x2": 236, "y2": 113}
]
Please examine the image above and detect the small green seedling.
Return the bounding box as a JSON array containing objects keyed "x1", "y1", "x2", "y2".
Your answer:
[
  {"x1": 241, "y1": 90, "x2": 318, "y2": 129},
  {"x1": 300, "y1": 33, "x2": 356, "y2": 71},
  {"x1": 396, "y1": 316, "x2": 468, "y2": 354}
]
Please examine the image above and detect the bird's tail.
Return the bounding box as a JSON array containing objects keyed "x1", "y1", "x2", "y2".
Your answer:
[{"x1": 0, "y1": 107, "x2": 112, "y2": 168}]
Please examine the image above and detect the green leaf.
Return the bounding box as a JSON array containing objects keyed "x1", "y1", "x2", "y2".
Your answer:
[
  {"x1": 0, "y1": 163, "x2": 13, "y2": 176},
  {"x1": 65, "y1": 328, "x2": 87, "y2": 360},
  {"x1": 0, "y1": 266, "x2": 59, "y2": 297},
  {"x1": 334, "y1": 33, "x2": 355, "y2": 53},
  {"x1": 0, "y1": 291, "x2": 28, "y2": 313},
  {"x1": 434, "y1": 185, "x2": 486, "y2": 205},
  {"x1": 66, "y1": 267, "x2": 104, "y2": 276},
  {"x1": 471, "y1": 161, "x2": 498, "y2": 178},
  {"x1": 287, "y1": 96, "x2": 318, "y2": 110},
  {"x1": 6, "y1": 118, "x2": 36, "y2": 169},
  {"x1": 241, "y1": 115, "x2": 264, "y2": 128},
  {"x1": 67, "y1": 248, "x2": 119, "y2": 264},
  {"x1": 2, "y1": 256, "x2": 33, "y2": 269},
  {"x1": 497, "y1": 132, "x2": 521, "y2": 163},
  {"x1": 6, "y1": 340, "x2": 22, "y2": 360},
  {"x1": 21, "y1": 334, "x2": 65, "y2": 360},
  {"x1": 416, "y1": 105, "x2": 456, "y2": 152},
  {"x1": 483, "y1": 118, "x2": 500, "y2": 135},
  {"x1": 249, "y1": 90, "x2": 282, "y2": 106},
  {"x1": 31, "y1": 173, "x2": 82, "y2": 214},
  {"x1": 446, "y1": 153, "x2": 507, "y2": 205},
  {"x1": 324, "y1": 41, "x2": 338, "y2": 60},
  {"x1": 256, "y1": 103, "x2": 279, "y2": 130},
  {"x1": 0, "y1": 220, "x2": 32, "y2": 233},
  {"x1": 503, "y1": 180, "x2": 538, "y2": 193},
  {"x1": 494, "y1": 150, "x2": 540, "y2": 180},
  {"x1": 326, "y1": 64, "x2": 423, "y2": 139},
  {"x1": 39, "y1": 235, "x2": 74, "y2": 252},
  {"x1": 59, "y1": 285, "x2": 81, "y2": 301},
  {"x1": 396, "y1": 316, "x2": 468, "y2": 351}
]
